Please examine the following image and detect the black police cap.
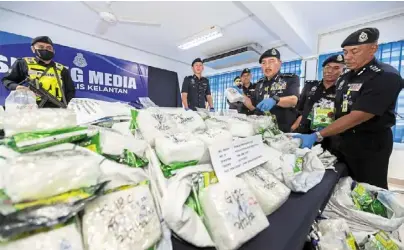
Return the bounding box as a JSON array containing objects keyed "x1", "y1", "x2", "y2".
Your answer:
[
  {"x1": 192, "y1": 58, "x2": 203, "y2": 66},
  {"x1": 259, "y1": 48, "x2": 280, "y2": 63},
  {"x1": 241, "y1": 68, "x2": 251, "y2": 76},
  {"x1": 31, "y1": 36, "x2": 53, "y2": 46},
  {"x1": 233, "y1": 76, "x2": 241, "y2": 82},
  {"x1": 322, "y1": 54, "x2": 345, "y2": 67},
  {"x1": 341, "y1": 27, "x2": 379, "y2": 47}
]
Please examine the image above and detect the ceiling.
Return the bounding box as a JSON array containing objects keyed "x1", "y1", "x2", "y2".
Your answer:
[{"x1": 0, "y1": 1, "x2": 403, "y2": 72}]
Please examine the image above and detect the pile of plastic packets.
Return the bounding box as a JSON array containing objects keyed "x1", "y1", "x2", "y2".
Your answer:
[{"x1": 0, "y1": 97, "x2": 402, "y2": 250}]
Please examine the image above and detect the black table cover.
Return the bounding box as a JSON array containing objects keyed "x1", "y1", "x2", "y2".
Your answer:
[{"x1": 172, "y1": 163, "x2": 347, "y2": 250}]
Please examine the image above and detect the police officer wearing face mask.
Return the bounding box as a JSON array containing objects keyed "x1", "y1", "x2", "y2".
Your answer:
[
  {"x1": 294, "y1": 28, "x2": 404, "y2": 189},
  {"x1": 243, "y1": 48, "x2": 300, "y2": 132},
  {"x1": 181, "y1": 58, "x2": 214, "y2": 111},
  {"x1": 291, "y1": 54, "x2": 345, "y2": 153},
  {"x1": 1, "y1": 36, "x2": 75, "y2": 108}
]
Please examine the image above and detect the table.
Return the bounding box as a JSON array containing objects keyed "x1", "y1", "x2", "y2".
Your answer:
[{"x1": 172, "y1": 163, "x2": 347, "y2": 250}]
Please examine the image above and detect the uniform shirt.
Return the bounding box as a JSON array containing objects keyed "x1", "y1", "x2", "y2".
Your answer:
[
  {"x1": 228, "y1": 83, "x2": 256, "y2": 114},
  {"x1": 1, "y1": 58, "x2": 76, "y2": 106},
  {"x1": 335, "y1": 58, "x2": 404, "y2": 133},
  {"x1": 297, "y1": 80, "x2": 336, "y2": 133},
  {"x1": 252, "y1": 72, "x2": 300, "y2": 132},
  {"x1": 181, "y1": 75, "x2": 211, "y2": 110}
]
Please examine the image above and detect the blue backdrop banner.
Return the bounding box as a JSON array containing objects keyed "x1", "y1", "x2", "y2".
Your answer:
[{"x1": 0, "y1": 30, "x2": 148, "y2": 105}]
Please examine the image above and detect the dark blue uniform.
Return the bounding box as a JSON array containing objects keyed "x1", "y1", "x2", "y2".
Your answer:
[
  {"x1": 252, "y1": 73, "x2": 300, "y2": 132},
  {"x1": 334, "y1": 59, "x2": 403, "y2": 188},
  {"x1": 181, "y1": 75, "x2": 211, "y2": 111}
]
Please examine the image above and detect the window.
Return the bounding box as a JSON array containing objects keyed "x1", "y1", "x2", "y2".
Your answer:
[
  {"x1": 207, "y1": 60, "x2": 302, "y2": 111},
  {"x1": 318, "y1": 40, "x2": 404, "y2": 142}
]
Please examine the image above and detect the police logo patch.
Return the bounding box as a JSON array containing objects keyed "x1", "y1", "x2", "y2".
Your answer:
[
  {"x1": 337, "y1": 55, "x2": 343, "y2": 62},
  {"x1": 358, "y1": 32, "x2": 368, "y2": 43},
  {"x1": 271, "y1": 49, "x2": 277, "y2": 55},
  {"x1": 191, "y1": 79, "x2": 195, "y2": 84},
  {"x1": 311, "y1": 86, "x2": 317, "y2": 92},
  {"x1": 73, "y1": 53, "x2": 87, "y2": 68},
  {"x1": 338, "y1": 80, "x2": 345, "y2": 90},
  {"x1": 348, "y1": 83, "x2": 362, "y2": 91}
]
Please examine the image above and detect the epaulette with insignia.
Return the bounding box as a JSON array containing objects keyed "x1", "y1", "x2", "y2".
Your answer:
[
  {"x1": 23, "y1": 57, "x2": 37, "y2": 65},
  {"x1": 369, "y1": 64, "x2": 383, "y2": 73},
  {"x1": 304, "y1": 80, "x2": 319, "y2": 85},
  {"x1": 281, "y1": 73, "x2": 298, "y2": 78}
]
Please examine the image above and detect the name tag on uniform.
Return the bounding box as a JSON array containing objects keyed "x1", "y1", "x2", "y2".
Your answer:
[{"x1": 348, "y1": 83, "x2": 362, "y2": 91}]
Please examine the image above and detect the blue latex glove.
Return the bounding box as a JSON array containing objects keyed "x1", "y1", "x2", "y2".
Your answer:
[
  {"x1": 292, "y1": 133, "x2": 317, "y2": 149},
  {"x1": 209, "y1": 108, "x2": 215, "y2": 112},
  {"x1": 230, "y1": 86, "x2": 243, "y2": 95},
  {"x1": 256, "y1": 98, "x2": 276, "y2": 111}
]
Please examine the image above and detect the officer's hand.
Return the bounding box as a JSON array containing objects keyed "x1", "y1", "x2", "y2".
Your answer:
[
  {"x1": 257, "y1": 98, "x2": 276, "y2": 111},
  {"x1": 209, "y1": 107, "x2": 215, "y2": 112},
  {"x1": 16, "y1": 85, "x2": 29, "y2": 91},
  {"x1": 292, "y1": 133, "x2": 317, "y2": 149},
  {"x1": 243, "y1": 96, "x2": 253, "y2": 107}
]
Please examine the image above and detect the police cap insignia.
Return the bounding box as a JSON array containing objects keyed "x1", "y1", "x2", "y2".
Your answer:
[
  {"x1": 322, "y1": 54, "x2": 345, "y2": 67},
  {"x1": 341, "y1": 27, "x2": 379, "y2": 47},
  {"x1": 259, "y1": 48, "x2": 280, "y2": 63}
]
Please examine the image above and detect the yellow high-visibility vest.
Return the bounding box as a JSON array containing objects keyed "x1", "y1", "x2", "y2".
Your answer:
[{"x1": 24, "y1": 57, "x2": 64, "y2": 101}]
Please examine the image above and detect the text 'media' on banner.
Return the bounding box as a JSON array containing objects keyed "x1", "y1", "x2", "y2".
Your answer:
[{"x1": 0, "y1": 30, "x2": 148, "y2": 105}]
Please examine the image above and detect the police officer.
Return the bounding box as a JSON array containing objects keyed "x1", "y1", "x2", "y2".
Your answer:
[
  {"x1": 294, "y1": 28, "x2": 404, "y2": 189},
  {"x1": 291, "y1": 54, "x2": 345, "y2": 153},
  {"x1": 181, "y1": 58, "x2": 214, "y2": 111},
  {"x1": 1, "y1": 36, "x2": 75, "y2": 107},
  {"x1": 243, "y1": 48, "x2": 300, "y2": 132}
]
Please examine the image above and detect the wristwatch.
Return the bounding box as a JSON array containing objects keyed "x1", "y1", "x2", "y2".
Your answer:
[
  {"x1": 315, "y1": 132, "x2": 324, "y2": 142},
  {"x1": 272, "y1": 95, "x2": 280, "y2": 104}
]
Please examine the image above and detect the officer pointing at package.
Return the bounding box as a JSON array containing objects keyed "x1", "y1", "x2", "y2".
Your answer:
[
  {"x1": 181, "y1": 58, "x2": 214, "y2": 111},
  {"x1": 294, "y1": 28, "x2": 404, "y2": 189},
  {"x1": 1, "y1": 36, "x2": 75, "y2": 107},
  {"x1": 242, "y1": 48, "x2": 300, "y2": 132},
  {"x1": 292, "y1": 54, "x2": 345, "y2": 153}
]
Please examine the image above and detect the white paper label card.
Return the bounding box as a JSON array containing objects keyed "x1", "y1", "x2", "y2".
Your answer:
[{"x1": 209, "y1": 135, "x2": 268, "y2": 181}]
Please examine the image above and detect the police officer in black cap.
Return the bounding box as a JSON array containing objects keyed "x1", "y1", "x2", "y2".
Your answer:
[
  {"x1": 291, "y1": 54, "x2": 345, "y2": 153},
  {"x1": 294, "y1": 28, "x2": 404, "y2": 189},
  {"x1": 1, "y1": 36, "x2": 75, "y2": 107},
  {"x1": 181, "y1": 58, "x2": 214, "y2": 111},
  {"x1": 243, "y1": 48, "x2": 300, "y2": 132}
]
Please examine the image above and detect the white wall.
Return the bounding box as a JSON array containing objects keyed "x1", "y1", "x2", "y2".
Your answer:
[{"x1": 0, "y1": 8, "x2": 191, "y2": 86}]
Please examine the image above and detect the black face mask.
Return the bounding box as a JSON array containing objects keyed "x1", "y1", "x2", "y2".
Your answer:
[{"x1": 35, "y1": 49, "x2": 54, "y2": 61}]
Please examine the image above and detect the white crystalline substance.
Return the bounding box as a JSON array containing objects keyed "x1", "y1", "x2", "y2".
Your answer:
[
  {"x1": 247, "y1": 115, "x2": 276, "y2": 134},
  {"x1": 225, "y1": 88, "x2": 244, "y2": 103},
  {"x1": 111, "y1": 121, "x2": 132, "y2": 136},
  {"x1": 261, "y1": 144, "x2": 285, "y2": 182},
  {"x1": 205, "y1": 117, "x2": 229, "y2": 130},
  {"x1": 265, "y1": 134, "x2": 301, "y2": 153},
  {"x1": 213, "y1": 116, "x2": 254, "y2": 138},
  {"x1": 3, "y1": 108, "x2": 77, "y2": 136},
  {"x1": 200, "y1": 178, "x2": 269, "y2": 250},
  {"x1": 240, "y1": 167, "x2": 291, "y2": 215},
  {"x1": 82, "y1": 185, "x2": 162, "y2": 250},
  {"x1": 155, "y1": 133, "x2": 205, "y2": 165},
  {"x1": 195, "y1": 129, "x2": 233, "y2": 164},
  {"x1": 4, "y1": 149, "x2": 101, "y2": 202},
  {"x1": 159, "y1": 107, "x2": 206, "y2": 132},
  {"x1": 1, "y1": 223, "x2": 84, "y2": 250},
  {"x1": 136, "y1": 108, "x2": 179, "y2": 146}
]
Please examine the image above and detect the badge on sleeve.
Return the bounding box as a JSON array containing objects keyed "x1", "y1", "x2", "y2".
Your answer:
[{"x1": 348, "y1": 83, "x2": 362, "y2": 91}]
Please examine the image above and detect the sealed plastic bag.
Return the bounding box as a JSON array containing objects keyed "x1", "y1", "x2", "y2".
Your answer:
[
  {"x1": 5, "y1": 126, "x2": 95, "y2": 153},
  {"x1": 159, "y1": 107, "x2": 206, "y2": 132},
  {"x1": 351, "y1": 182, "x2": 388, "y2": 218},
  {"x1": 195, "y1": 128, "x2": 233, "y2": 164},
  {"x1": 317, "y1": 219, "x2": 359, "y2": 250},
  {"x1": 247, "y1": 114, "x2": 280, "y2": 135},
  {"x1": 155, "y1": 133, "x2": 205, "y2": 177},
  {"x1": 205, "y1": 117, "x2": 229, "y2": 130},
  {"x1": 82, "y1": 176, "x2": 161, "y2": 250},
  {"x1": 3, "y1": 148, "x2": 102, "y2": 203},
  {"x1": 240, "y1": 166, "x2": 290, "y2": 215},
  {"x1": 135, "y1": 108, "x2": 179, "y2": 146},
  {"x1": 0, "y1": 221, "x2": 84, "y2": 250},
  {"x1": 310, "y1": 98, "x2": 335, "y2": 131},
  {"x1": 359, "y1": 231, "x2": 400, "y2": 250},
  {"x1": 323, "y1": 177, "x2": 404, "y2": 232},
  {"x1": 265, "y1": 133, "x2": 301, "y2": 153},
  {"x1": 225, "y1": 87, "x2": 244, "y2": 103},
  {"x1": 4, "y1": 89, "x2": 37, "y2": 112},
  {"x1": 199, "y1": 177, "x2": 269, "y2": 250},
  {"x1": 213, "y1": 115, "x2": 255, "y2": 138},
  {"x1": 162, "y1": 165, "x2": 216, "y2": 247},
  {"x1": 3, "y1": 108, "x2": 77, "y2": 137},
  {"x1": 261, "y1": 144, "x2": 285, "y2": 182}
]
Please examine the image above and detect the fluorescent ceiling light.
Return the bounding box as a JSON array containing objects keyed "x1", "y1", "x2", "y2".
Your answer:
[{"x1": 178, "y1": 26, "x2": 223, "y2": 50}]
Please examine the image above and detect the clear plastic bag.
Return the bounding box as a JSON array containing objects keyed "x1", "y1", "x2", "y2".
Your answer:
[
  {"x1": 4, "y1": 89, "x2": 37, "y2": 112},
  {"x1": 225, "y1": 88, "x2": 244, "y2": 103}
]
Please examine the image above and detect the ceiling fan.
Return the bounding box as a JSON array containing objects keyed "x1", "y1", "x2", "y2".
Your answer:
[{"x1": 82, "y1": 1, "x2": 161, "y2": 35}]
